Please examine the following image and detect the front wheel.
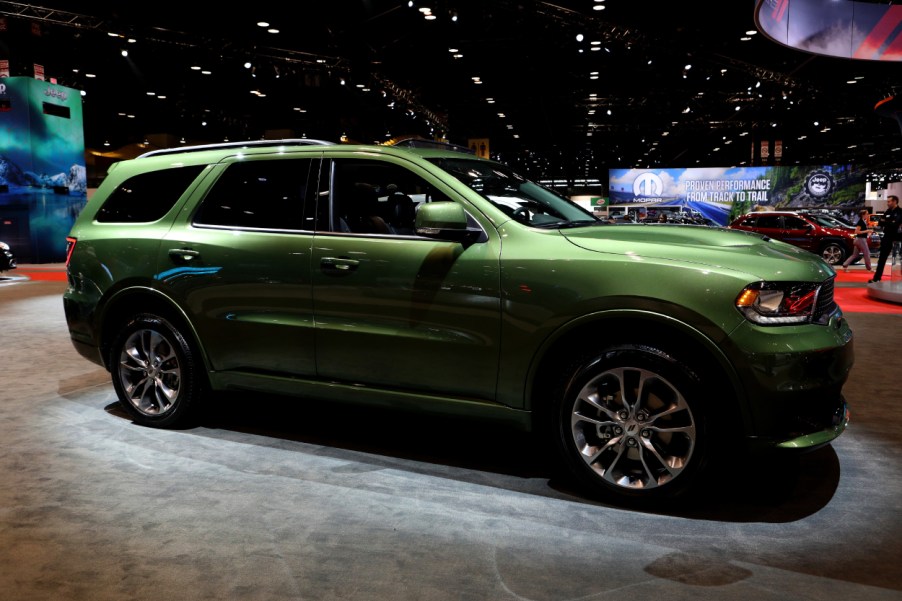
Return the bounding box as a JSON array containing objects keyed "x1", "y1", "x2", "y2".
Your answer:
[
  {"x1": 552, "y1": 345, "x2": 708, "y2": 505},
  {"x1": 820, "y1": 242, "x2": 846, "y2": 265},
  {"x1": 110, "y1": 313, "x2": 203, "y2": 428}
]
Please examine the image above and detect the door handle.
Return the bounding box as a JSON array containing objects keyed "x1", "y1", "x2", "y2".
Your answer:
[
  {"x1": 168, "y1": 249, "x2": 201, "y2": 264},
  {"x1": 320, "y1": 257, "x2": 360, "y2": 272}
]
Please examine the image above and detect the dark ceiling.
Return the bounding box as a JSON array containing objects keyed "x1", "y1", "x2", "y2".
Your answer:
[{"x1": 1, "y1": 1, "x2": 901, "y2": 180}]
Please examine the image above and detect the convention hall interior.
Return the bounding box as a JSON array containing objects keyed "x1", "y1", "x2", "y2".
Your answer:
[{"x1": 1, "y1": 1, "x2": 902, "y2": 600}]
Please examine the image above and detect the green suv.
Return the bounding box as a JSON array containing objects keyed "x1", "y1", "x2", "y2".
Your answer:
[{"x1": 63, "y1": 139, "x2": 852, "y2": 506}]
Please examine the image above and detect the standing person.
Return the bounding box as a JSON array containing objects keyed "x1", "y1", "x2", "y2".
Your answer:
[
  {"x1": 869, "y1": 195, "x2": 902, "y2": 283},
  {"x1": 842, "y1": 208, "x2": 873, "y2": 272}
]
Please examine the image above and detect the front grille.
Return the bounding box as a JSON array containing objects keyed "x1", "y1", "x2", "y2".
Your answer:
[{"x1": 814, "y1": 276, "x2": 836, "y2": 323}]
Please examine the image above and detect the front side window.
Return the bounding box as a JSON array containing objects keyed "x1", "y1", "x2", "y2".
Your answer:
[
  {"x1": 193, "y1": 158, "x2": 319, "y2": 230},
  {"x1": 319, "y1": 158, "x2": 453, "y2": 235},
  {"x1": 755, "y1": 215, "x2": 782, "y2": 229},
  {"x1": 783, "y1": 216, "x2": 809, "y2": 230}
]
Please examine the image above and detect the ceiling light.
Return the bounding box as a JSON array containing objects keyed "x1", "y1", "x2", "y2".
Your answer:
[
  {"x1": 120, "y1": 49, "x2": 128, "y2": 57},
  {"x1": 576, "y1": 34, "x2": 584, "y2": 42},
  {"x1": 257, "y1": 21, "x2": 269, "y2": 27}
]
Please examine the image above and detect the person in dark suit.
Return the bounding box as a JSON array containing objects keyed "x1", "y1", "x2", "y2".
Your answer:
[{"x1": 869, "y1": 195, "x2": 902, "y2": 283}]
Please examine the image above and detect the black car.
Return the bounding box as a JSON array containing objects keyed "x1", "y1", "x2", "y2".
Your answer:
[{"x1": 0, "y1": 240, "x2": 16, "y2": 271}]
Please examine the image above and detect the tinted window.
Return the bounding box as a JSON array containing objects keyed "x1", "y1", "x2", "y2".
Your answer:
[
  {"x1": 783, "y1": 216, "x2": 808, "y2": 229},
  {"x1": 194, "y1": 158, "x2": 319, "y2": 230},
  {"x1": 321, "y1": 158, "x2": 452, "y2": 235},
  {"x1": 96, "y1": 165, "x2": 205, "y2": 223},
  {"x1": 755, "y1": 215, "x2": 782, "y2": 228}
]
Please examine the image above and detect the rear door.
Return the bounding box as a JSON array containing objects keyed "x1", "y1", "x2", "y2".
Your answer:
[{"x1": 159, "y1": 154, "x2": 321, "y2": 377}]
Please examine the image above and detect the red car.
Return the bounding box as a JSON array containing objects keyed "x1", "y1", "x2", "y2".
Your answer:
[{"x1": 728, "y1": 211, "x2": 856, "y2": 265}]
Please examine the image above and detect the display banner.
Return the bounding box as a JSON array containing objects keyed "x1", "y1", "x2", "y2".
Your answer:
[
  {"x1": 0, "y1": 77, "x2": 87, "y2": 262},
  {"x1": 608, "y1": 165, "x2": 867, "y2": 226},
  {"x1": 757, "y1": 0, "x2": 901, "y2": 61}
]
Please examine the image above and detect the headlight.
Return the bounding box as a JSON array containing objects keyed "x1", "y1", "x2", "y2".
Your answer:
[
  {"x1": 735, "y1": 281, "x2": 820, "y2": 325},
  {"x1": 0, "y1": 242, "x2": 8, "y2": 251}
]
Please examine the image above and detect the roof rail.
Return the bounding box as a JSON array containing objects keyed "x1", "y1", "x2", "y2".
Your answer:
[
  {"x1": 391, "y1": 138, "x2": 476, "y2": 155},
  {"x1": 137, "y1": 138, "x2": 335, "y2": 158}
]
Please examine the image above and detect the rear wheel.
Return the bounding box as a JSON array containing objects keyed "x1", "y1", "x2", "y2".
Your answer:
[
  {"x1": 110, "y1": 313, "x2": 203, "y2": 428},
  {"x1": 552, "y1": 344, "x2": 709, "y2": 505}
]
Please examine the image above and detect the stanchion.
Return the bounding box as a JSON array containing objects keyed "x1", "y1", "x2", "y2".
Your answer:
[{"x1": 891, "y1": 241, "x2": 901, "y2": 281}]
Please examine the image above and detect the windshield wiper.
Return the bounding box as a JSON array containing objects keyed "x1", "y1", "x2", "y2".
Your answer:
[{"x1": 534, "y1": 219, "x2": 600, "y2": 229}]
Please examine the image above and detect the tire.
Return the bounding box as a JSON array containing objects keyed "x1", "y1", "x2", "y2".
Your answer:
[
  {"x1": 820, "y1": 242, "x2": 846, "y2": 265},
  {"x1": 110, "y1": 313, "x2": 203, "y2": 428},
  {"x1": 552, "y1": 344, "x2": 708, "y2": 505}
]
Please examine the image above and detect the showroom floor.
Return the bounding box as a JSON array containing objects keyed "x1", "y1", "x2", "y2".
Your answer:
[{"x1": 1, "y1": 265, "x2": 901, "y2": 601}]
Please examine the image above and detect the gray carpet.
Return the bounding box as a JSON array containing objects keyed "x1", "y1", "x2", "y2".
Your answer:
[{"x1": 1, "y1": 273, "x2": 901, "y2": 601}]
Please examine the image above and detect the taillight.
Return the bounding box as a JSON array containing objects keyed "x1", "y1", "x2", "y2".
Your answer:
[{"x1": 65, "y1": 236, "x2": 76, "y2": 266}]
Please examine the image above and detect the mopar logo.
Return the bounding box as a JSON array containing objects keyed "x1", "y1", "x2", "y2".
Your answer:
[
  {"x1": 633, "y1": 172, "x2": 664, "y2": 197},
  {"x1": 0, "y1": 83, "x2": 5, "y2": 94}
]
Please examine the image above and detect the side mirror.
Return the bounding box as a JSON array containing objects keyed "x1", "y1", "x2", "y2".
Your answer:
[{"x1": 415, "y1": 202, "x2": 480, "y2": 242}]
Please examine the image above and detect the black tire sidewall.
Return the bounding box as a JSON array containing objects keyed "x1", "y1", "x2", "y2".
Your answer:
[
  {"x1": 110, "y1": 313, "x2": 200, "y2": 428},
  {"x1": 552, "y1": 344, "x2": 709, "y2": 505}
]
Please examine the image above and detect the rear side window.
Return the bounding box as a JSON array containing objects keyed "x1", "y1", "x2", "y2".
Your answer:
[
  {"x1": 95, "y1": 165, "x2": 205, "y2": 223},
  {"x1": 193, "y1": 158, "x2": 319, "y2": 230}
]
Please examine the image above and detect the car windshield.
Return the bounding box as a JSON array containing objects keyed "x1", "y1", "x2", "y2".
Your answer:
[
  {"x1": 428, "y1": 157, "x2": 599, "y2": 228},
  {"x1": 810, "y1": 214, "x2": 850, "y2": 229}
]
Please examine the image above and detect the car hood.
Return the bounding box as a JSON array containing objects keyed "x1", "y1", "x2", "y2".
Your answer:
[{"x1": 559, "y1": 224, "x2": 834, "y2": 280}]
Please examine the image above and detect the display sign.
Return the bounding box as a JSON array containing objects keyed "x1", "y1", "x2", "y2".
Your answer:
[
  {"x1": 757, "y1": 0, "x2": 901, "y2": 61},
  {"x1": 608, "y1": 165, "x2": 866, "y2": 226},
  {"x1": 468, "y1": 138, "x2": 490, "y2": 159},
  {"x1": 0, "y1": 77, "x2": 87, "y2": 262}
]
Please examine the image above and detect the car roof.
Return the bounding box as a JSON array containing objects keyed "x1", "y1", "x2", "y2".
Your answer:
[
  {"x1": 104, "y1": 138, "x2": 488, "y2": 181},
  {"x1": 135, "y1": 138, "x2": 477, "y2": 160}
]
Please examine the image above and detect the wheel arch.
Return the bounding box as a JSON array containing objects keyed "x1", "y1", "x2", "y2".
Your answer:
[
  {"x1": 97, "y1": 286, "x2": 209, "y2": 376},
  {"x1": 526, "y1": 309, "x2": 748, "y2": 434},
  {"x1": 818, "y1": 238, "x2": 850, "y2": 263}
]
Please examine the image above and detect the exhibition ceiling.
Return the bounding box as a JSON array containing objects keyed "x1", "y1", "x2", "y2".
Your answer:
[{"x1": 1, "y1": 0, "x2": 900, "y2": 177}]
